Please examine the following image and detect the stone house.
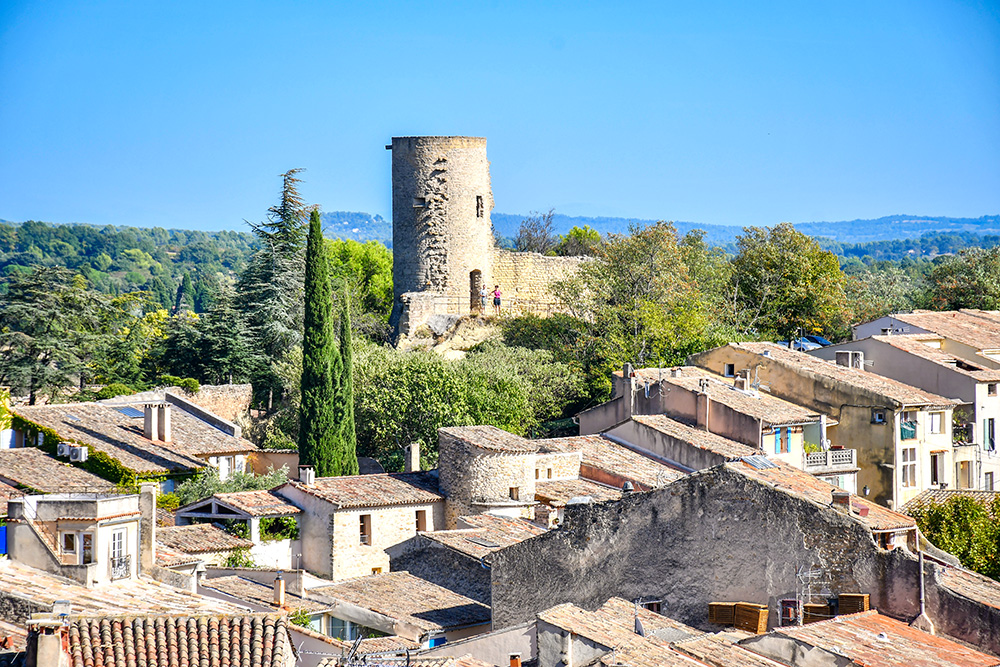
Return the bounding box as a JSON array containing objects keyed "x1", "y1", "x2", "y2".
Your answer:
[
  {"x1": 4, "y1": 486, "x2": 156, "y2": 587},
  {"x1": 689, "y1": 342, "x2": 958, "y2": 508},
  {"x1": 9, "y1": 393, "x2": 257, "y2": 491},
  {"x1": 854, "y1": 309, "x2": 1000, "y2": 369},
  {"x1": 814, "y1": 334, "x2": 1000, "y2": 491}
]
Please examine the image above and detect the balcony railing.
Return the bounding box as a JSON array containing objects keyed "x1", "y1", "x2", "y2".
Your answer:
[
  {"x1": 110, "y1": 554, "x2": 131, "y2": 581},
  {"x1": 804, "y1": 449, "x2": 858, "y2": 472},
  {"x1": 900, "y1": 420, "x2": 917, "y2": 440}
]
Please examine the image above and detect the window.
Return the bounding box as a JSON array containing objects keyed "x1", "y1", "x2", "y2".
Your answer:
[
  {"x1": 781, "y1": 428, "x2": 790, "y2": 454},
  {"x1": 429, "y1": 636, "x2": 447, "y2": 648},
  {"x1": 476, "y1": 195, "x2": 484, "y2": 218},
  {"x1": 901, "y1": 448, "x2": 917, "y2": 488},
  {"x1": 81, "y1": 533, "x2": 94, "y2": 564},
  {"x1": 371, "y1": 567, "x2": 382, "y2": 575},
  {"x1": 415, "y1": 510, "x2": 427, "y2": 532},
  {"x1": 360, "y1": 515, "x2": 371, "y2": 545},
  {"x1": 535, "y1": 469, "x2": 539, "y2": 479},
  {"x1": 218, "y1": 455, "x2": 233, "y2": 480},
  {"x1": 872, "y1": 409, "x2": 886, "y2": 424},
  {"x1": 724, "y1": 363, "x2": 735, "y2": 377},
  {"x1": 929, "y1": 412, "x2": 944, "y2": 435},
  {"x1": 930, "y1": 453, "x2": 943, "y2": 486},
  {"x1": 773, "y1": 428, "x2": 789, "y2": 455},
  {"x1": 986, "y1": 472, "x2": 995, "y2": 491},
  {"x1": 412, "y1": 197, "x2": 427, "y2": 208},
  {"x1": 641, "y1": 600, "x2": 663, "y2": 614},
  {"x1": 985, "y1": 418, "x2": 996, "y2": 452},
  {"x1": 509, "y1": 487, "x2": 519, "y2": 501},
  {"x1": 989, "y1": 384, "x2": 997, "y2": 397},
  {"x1": 61, "y1": 533, "x2": 76, "y2": 554},
  {"x1": 327, "y1": 617, "x2": 361, "y2": 641},
  {"x1": 111, "y1": 529, "x2": 125, "y2": 560},
  {"x1": 547, "y1": 468, "x2": 553, "y2": 479}
]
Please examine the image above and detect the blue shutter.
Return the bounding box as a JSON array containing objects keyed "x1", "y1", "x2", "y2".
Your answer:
[{"x1": 775, "y1": 431, "x2": 780, "y2": 454}]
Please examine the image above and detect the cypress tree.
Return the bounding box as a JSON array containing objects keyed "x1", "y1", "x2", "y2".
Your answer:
[
  {"x1": 337, "y1": 285, "x2": 359, "y2": 475},
  {"x1": 299, "y1": 209, "x2": 339, "y2": 476}
]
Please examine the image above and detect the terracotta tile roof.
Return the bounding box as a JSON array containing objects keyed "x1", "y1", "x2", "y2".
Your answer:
[
  {"x1": 674, "y1": 633, "x2": 786, "y2": 666},
  {"x1": 0, "y1": 619, "x2": 28, "y2": 654},
  {"x1": 64, "y1": 614, "x2": 293, "y2": 667},
  {"x1": 0, "y1": 481, "x2": 20, "y2": 517},
  {"x1": 728, "y1": 342, "x2": 959, "y2": 408},
  {"x1": 157, "y1": 523, "x2": 253, "y2": 554},
  {"x1": 888, "y1": 310, "x2": 1000, "y2": 352},
  {"x1": 630, "y1": 414, "x2": 760, "y2": 459},
  {"x1": 0, "y1": 559, "x2": 243, "y2": 616},
  {"x1": 212, "y1": 489, "x2": 302, "y2": 517},
  {"x1": 309, "y1": 571, "x2": 491, "y2": 632},
  {"x1": 12, "y1": 401, "x2": 256, "y2": 475},
  {"x1": 421, "y1": 514, "x2": 545, "y2": 559},
  {"x1": 281, "y1": 471, "x2": 443, "y2": 509},
  {"x1": 939, "y1": 566, "x2": 1000, "y2": 611},
  {"x1": 439, "y1": 425, "x2": 539, "y2": 454},
  {"x1": 871, "y1": 335, "x2": 1000, "y2": 381},
  {"x1": 319, "y1": 655, "x2": 492, "y2": 667},
  {"x1": 774, "y1": 610, "x2": 1000, "y2": 667},
  {"x1": 647, "y1": 367, "x2": 823, "y2": 426},
  {"x1": 154, "y1": 542, "x2": 202, "y2": 569},
  {"x1": 729, "y1": 460, "x2": 916, "y2": 531},
  {"x1": 156, "y1": 507, "x2": 176, "y2": 527},
  {"x1": 901, "y1": 488, "x2": 1000, "y2": 516},
  {"x1": 595, "y1": 597, "x2": 700, "y2": 638},
  {"x1": 541, "y1": 434, "x2": 687, "y2": 487},
  {"x1": 201, "y1": 575, "x2": 335, "y2": 614},
  {"x1": 355, "y1": 635, "x2": 422, "y2": 653},
  {"x1": 534, "y1": 478, "x2": 622, "y2": 506},
  {"x1": 0, "y1": 447, "x2": 116, "y2": 493},
  {"x1": 537, "y1": 601, "x2": 702, "y2": 667}
]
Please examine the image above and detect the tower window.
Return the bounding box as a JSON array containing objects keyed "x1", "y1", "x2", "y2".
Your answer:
[
  {"x1": 476, "y1": 195, "x2": 484, "y2": 218},
  {"x1": 412, "y1": 197, "x2": 427, "y2": 208}
]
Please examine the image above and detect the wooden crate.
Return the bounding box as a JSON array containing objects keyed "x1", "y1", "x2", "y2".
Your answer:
[
  {"x1": 734, "y1": 603, "x2": 768, "y2": 634},
  {"x1": 802, "y1": 603, "x2": 831, "y2": 624},
  {"x1": 708, "y1": 602, "x2": 736, "y2": 626},
  {"x1": 838, "y1": 593, "x2": 870, "y2": 615}
]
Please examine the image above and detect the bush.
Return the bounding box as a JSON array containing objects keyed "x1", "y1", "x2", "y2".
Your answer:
[
  {"x1": 260, "y1": 516, "x2": 299, "y2": 542},
  {"x1": 157, "y1": 493, "x2": 180, "y2": 511},
  {"x1": 174, "y1": 466, "x2": 289, "y2": 506},
  {"x1": 159, "y1": 375, "x2": 201, "y2": 393},
  {"x1": 95, "y1": 383, "x2": 135, "y2": 400},
  {"x1": 223, "y1": 548, "x2": 256, "y2": 568}
]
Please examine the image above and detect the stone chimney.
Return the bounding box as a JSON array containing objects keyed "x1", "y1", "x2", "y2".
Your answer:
[
  {"x1": 298, "y1": 466, "x2": 315, "y2": 485},
  {"x1": 139, "y1": 482, "x2": 158, "y2": 575},
  {"x1": 695, "y1": 379, "x2": 711, "y2": 430},
  {"x1": 143, "y1": 404, "x2": 159, "y2": 441},
  {"x1": 831, "y1": 490, "x2": 851, "y2": 511},
  {"x1": 273, "y1": 571, "x2": 286, "y2": 607},
  {"x1": 623, "y1": 363, "x2": 635, "y2": 419},
  {"x1": 157, "y1": 404, "x2": 171, "y2": 443},
  {"x1": 405, "y1": 442, "x2": 420, "y2": 473}
]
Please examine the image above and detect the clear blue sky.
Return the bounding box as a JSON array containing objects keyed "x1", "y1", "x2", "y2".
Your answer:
[{"x1": 1, "y1": 1, "x2": 998, "y2": 232}]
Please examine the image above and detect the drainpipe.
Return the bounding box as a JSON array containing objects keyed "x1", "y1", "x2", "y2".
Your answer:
[{"x1": 910, "y1": 531, "x2": 936, "y2": 634}]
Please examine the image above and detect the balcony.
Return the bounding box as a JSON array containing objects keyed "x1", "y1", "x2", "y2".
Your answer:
[
  {"x1": 803, "y1": 448, "x2": 858, "y2": 474},
  {"x1": 110, "y1": 554, "x2": 131, "y2": 581},
  {"x1": 900, "y1": 420, "x2": 917, "y2": 440}
]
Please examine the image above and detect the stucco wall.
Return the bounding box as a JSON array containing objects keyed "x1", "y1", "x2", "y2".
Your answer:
[{"x1": 606, "y1": 420, "x2": 728, "y2": 471}]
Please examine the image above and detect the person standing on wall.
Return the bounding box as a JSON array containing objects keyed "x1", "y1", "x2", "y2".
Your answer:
[
  {"x1": 479, "y1": 285, "x2": 489, "y2": 313},
  {"x1": 492, "y1": 285, "x2": 502, "y2": 316}
]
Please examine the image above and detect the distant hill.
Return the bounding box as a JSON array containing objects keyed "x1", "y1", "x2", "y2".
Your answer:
[{"x1": 321, "y1": 211, "x2": 392, "y2": 247}]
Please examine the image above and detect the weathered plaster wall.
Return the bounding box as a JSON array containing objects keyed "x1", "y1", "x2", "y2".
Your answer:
[
  {"x1": 419, "y1": 621, "x2": 535, "y2": 667},
  {"x1": 606, "y1": 420, "x2": 728, "y2": 471}
]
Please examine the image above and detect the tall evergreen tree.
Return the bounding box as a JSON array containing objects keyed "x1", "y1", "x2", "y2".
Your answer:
[
  {"x1": 337, "y1": 285, "x2": 359, "y2": 475},
  {"x1": 299, "y1": 210, "x2": 339, "y2": 476}
]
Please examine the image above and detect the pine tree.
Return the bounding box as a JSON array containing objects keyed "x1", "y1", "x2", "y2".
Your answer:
[
  {"x1": 299, "y1": 209, "x2": 339, "y2": 476},
  {"x1": 337, "y1": 285, "x2": 359, "y2": 475}
]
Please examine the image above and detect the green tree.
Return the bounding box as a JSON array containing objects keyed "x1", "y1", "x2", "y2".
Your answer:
[
  {"x1": 92, "y1": 291, "x2": 167, "y2": 387},
  {"x1": 299, "y1": 209, "x2": 339, "y2": 476},
  {"x1": 730, "y1": 223, "x2": 850, "y2": 340},
  {"x1": 197, "y1": 286, "x2": 254, "y2": 384},
  {"x1": 555, "y1": 225, "x2": 602, "y2": 256},
  {"x1": 909, "y1": 495, "x2": 1000, "y2": 581},
  {"x1": 327, "y1": 238, "x2": 393, "y2": 334},
  {"x1": 337, "y1": 286, "x2": 359, "y2": 476},
  {"x1": 174, "y1": 465, "x2": 289, "y2": 506},
  {"x1": 927, "y1": 247, "x2": 1000, "y2": 310},
  {"x1": 0, "y1": 267, "x2": 108, "y2": 403},
  {"x1": 175, "y1": 272, "x2": 194, "y2": 312}
]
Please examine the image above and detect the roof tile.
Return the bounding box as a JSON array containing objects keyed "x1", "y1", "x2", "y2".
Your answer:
[{"x1": 282, "y1": 471, "x2": 443, "y2": 509}]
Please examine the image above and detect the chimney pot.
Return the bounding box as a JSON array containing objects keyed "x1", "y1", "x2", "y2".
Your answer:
[
  {"x1": 298, "y1": 466, "x2": 315, "y2": 485},
  {"x1": 831, "y1": 490, "x2": 851, "y2": 510},
  {"x1": 273, "y1": 571, "x2": 286, "y2": 607},
  {"x1": 157, "y1": 404, "x2": 171, "y2": 443},
  {"x1": 143, "y1": 404, "x2": 159, "y2": 441},
  {"x1": 405, "y1": 442, "x2": 421, "y2": 473}
]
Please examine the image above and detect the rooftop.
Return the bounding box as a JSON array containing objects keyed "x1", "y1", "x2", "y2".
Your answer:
[
  {"x1": 0, "y1": 559, "x2": 243, "y2": 616},
  {"x1": 439, "y1": 425, "x2": 539, "y2": 454},
  {"x1": 309, "y1": 571, "x2": 491, "y2": 633},
  {"x1": 157, "y1": 523, "x2": 254, "y2": 555},
  {"x1": 0, "y1": 447, "x2": 116, "y2": 493},
  {"x1": 534, "y1": 478, "x2": 622, "y2": 506},
  {"x1": 62, "y1": 614, "x2": 293, "y2": 667},
  {"x1": 723, "y1": 342, "x2": 958, "y2": 408},
  {"x1": 421, "y1": 514, "x2": 546, "y2": 560},
  {"x1": 201, "y1": 575, "x2": 334, "y2": 614},
  {"x1": 902, "y1": 488, "x2": 1000, "y2": 516},
  {"x1": 540, "y1": 434, "x2": 687, "y2": 487},
  {"x1": 13, "y1": 401, "x2": 256, "y2": 475},
  {"x1": 211, "y1": 489, "x2": 302, "y2": 517},
  {"x1": 773, "y1": 610, "x2": 1000, "y2": 667},
  {"x1": 885, "y1": 310, "x2": 1000, "y2": 352},
  {"x1": 939, "y1": 566, "x2": 1000, "y2": 612},
  {"x1": 650, "y1": 367, "x2": 823, "y2": 426},
  {"x1": 630, "y1": 414, "x2": 760, "y2": 460},
  {"x1": 871, "y1": 335, "x2": 1000, "y2": 381},
  {"x1": 729, "y1": 459, "x2": 916, "y2": 531},
  {"x1": 674, "y1": 633, "x2": 785, "y2": 667},
  {"x1": 0, "y1": 480, "x2": 20, "y2": 517},
  {"x1": 281, "y1": 471, "x2": 443, "y2": 509}
]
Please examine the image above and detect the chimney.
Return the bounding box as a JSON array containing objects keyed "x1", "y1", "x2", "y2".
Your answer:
[
  {"x1": 405, "y1": 442, "x2": 420, "y2": 473},
  {"x1": 831, "y1": 490, "x2": 851, "y2": 511},
  {"x1": 157, "y1": 404, "x2": 171, "y2": 443},
  {"x1": 139, "y1": 482, "x2": 158, "y2": 575},
  {"x1": 298, "y1": 466, "x2": 315, "y2": 485},
  {"x1": 273, "y1": 571, "x2": 286, "y2": 607},
  {"x1": 623, "y1": 363, "x2": 636, "y2": 419},
  {"x1": 143, "y1": 404, "x2": 159, "y2": 441}
]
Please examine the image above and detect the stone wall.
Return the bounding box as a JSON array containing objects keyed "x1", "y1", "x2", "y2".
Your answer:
[
  {"x1": 488, "y1": 463, "x2": 1000, "y2": 655},
  {"x1": 330, "y1": 502, "x2": 445, "y2": 581},
  {"x1": 488, "y1": 250, "x2": 587, "y2": 314},
  {"x1": 533, "y1": 452, "x2": 582, "y2": 482}
]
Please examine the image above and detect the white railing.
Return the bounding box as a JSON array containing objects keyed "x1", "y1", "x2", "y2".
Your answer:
[{"x1": 804, "y1": 449, "x2": 857, "y2": 471}]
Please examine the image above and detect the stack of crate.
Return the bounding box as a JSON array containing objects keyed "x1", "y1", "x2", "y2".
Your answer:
[
  {"x1": 734, "y1": 603, "x2": 769, "y2": 634},
  {"x1": 838, "y1": 593, "x2": 870, "y2": 615},
  {"x1": 708, "y1": 602, "x2": 736, "y2": 626},
  {"x1": 802, "y1": 603, "x2": 831, "y2": 624}
]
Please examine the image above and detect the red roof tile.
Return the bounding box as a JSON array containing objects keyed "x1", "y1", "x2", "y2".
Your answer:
[
  {"x1": 0, "y1": 448, "x2": 116, "y2": 493},
  {"x1": 534, "y1": 478, "x2": 622, "y2": 506},
  {"x1": 421, "y1": 514, "x2": 545, "y2": 559},
  {"x1": 282, "y1": 471, "x2": 443, "y2": 508},
  {"x1": 212, "y1": 489, "x2": 302, "y2": 516},
  {"x1": 630, "y1": 414, "x2": 760, "y2": 459},
  {"x1": 157, "y1": 523, "x2": 253, "y2": 554},
  {"x1": 439, "y1": 426, "x2": 538, "y2": 454}
]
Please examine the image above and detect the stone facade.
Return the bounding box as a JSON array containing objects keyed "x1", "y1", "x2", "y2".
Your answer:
[
  {"x1": 330, "y1": 503, "x2": 444, "y2": 581},
  {"x1": 387, "y1": 136, "x2": 587, "y2": 337}
]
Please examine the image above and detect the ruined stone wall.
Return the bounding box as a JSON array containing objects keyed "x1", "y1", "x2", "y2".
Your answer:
[
  {"x1": 183, "y1": 384, "x2": 253, "y2": 422},
  {"x1": 488, "y1": 250, "x2": 586, "y2": 313}
]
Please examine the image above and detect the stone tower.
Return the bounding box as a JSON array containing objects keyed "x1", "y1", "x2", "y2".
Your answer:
[{"x1": 388, "y1": 136, "x2": 495, "y2": 329}]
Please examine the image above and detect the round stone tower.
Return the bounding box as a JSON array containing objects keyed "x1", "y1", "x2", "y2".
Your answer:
[{"x1": 388, "y1": 136, "x2": 495, "y2": 327}]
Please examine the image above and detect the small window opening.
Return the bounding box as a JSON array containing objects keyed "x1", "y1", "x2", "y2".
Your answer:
[
  {"x1": 476, "y1": 195, "x2": 484, "y2": 218},
  {"x1": 547, "y1": 468, "x2": 553, "y2": 479},
  {"x1": 724, "y1": 363, "x2": 735, "y2": 377},
  {"x1": 535, "y1": 469, "x2": 540, "y2": 479},
  {"x1": 62, "y1": 533, "x2": 76, "y2": 554},
  {"x1": 641, "y1": 600, "x2": 663, "y2": 614},
  {"x1": 415, "y1": 509, "x2": 427, "y2": 532},
  {"x1": 371, "y1": 567, "x2": 382, "y2": 575},
  {"x1": 509, "y1": 487, "x2": 520, "y2": 501},
  {"x1": 412, "y1": 197, "x2": 427, "y2": 208},
  {"x1": 989, "y1": 383, "x2": 997, "y2": 396},
  {"x1": 871, "y1": 409, "x2": 886, "y2": 424},
  {"x1": 360, "y1": 514, "x2": 372, "y2": 545}
]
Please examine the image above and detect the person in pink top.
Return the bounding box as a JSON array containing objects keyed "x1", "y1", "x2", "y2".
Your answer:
[{"x1": 492, "y1": 285, "x2": 502, "y2": 316}]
